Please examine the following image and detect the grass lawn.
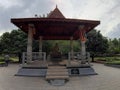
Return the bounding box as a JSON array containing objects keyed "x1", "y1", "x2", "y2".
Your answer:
[
  {"x1": 0, "y1": 56, "x2": 19, "y2": 63},
  {"x1": 95, "y1": 56, "x2": 120, "y2": 65},
  {"x1": 105, "y1": 60, "x2": 120, "y2": 65},
  {"x1": 10, "y1": 57, "x2": 19, "y2": 62},
  {"x1": 0, "y1": 62, "x2": 5, "y2": 64}
]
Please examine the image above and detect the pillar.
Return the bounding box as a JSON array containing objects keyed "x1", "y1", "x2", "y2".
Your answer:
[
  {"x1": 39, "y1": 36, "x2": 42, "y2": 60},
  {"x1": 80, "y1": 40, "x2": 86, "y2": 64},
  {"x1": 70, "y1": 37, "x2": 74, "y2": 60},
  {"x1": 27, "y1": 24, "x2": 33, "y2": 63},
  {"x1": 79, "y1": 25, "x2": 86, "y2": 64},
  {"x1": 39, "y1": 36, "x2": 42, "y2": 52},
  {"x1": 68, "y1": 37, "x2": 74, "y2": 66},
  {"x1": 81, "y1": 41, "x2": 86, "y2": 60}
]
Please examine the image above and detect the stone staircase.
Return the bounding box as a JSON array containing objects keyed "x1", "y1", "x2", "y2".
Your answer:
[{"x1": 46, "y1": 66, "x2": 69, "y2": 86}]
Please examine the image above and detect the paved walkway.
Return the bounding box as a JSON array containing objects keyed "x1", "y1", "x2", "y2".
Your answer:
[{"x1": 0, "y1": 63, "x2": 120, "y2": 90}]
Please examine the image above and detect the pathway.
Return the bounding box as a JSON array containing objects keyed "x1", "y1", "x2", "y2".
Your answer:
[{"x1": 0, "y1": 63, "x2": 120, "y2": 90}]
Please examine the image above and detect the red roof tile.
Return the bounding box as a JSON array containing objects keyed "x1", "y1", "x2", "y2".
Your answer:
[{"x1": 48, "y1": 6, "x2": 65, "y2": 18}]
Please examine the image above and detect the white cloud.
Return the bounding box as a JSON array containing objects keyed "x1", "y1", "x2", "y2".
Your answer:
[
  {"x1": 0, "y1": 0, "x2": 22, "y2": 9},
  {"x1": 98, "y1": 0, "x2": 120, "y2": 37},
  {"x1": 0, "y1": 0, "x2": 120, "y2": 38},
  {"x1": 51, "y1": 0, "x2": 120, "y2": 38}
]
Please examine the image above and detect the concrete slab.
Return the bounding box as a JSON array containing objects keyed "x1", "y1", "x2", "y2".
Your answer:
[
  {"x1": 68, "y1": 67, "x2": 97, "y2": 76},
  {"x1": 16, "y1": 65, "x2": 97, "y2": 77},
  {"x1": 49, "y1": 79, "x2": 66, "y2": 86},
  {"x1": 79, "y1": 67, "x2": 97, "y2": 75},
  {"x1": 1, "y1": 63, "x2": 120, "y2": 90},
  {"x1": 15, "y1": 68, "x2": 47, "y2": 77}
]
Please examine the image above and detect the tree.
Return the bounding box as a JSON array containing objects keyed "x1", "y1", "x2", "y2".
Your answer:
[
  {"x1": 0, "y1": 30, "x2": 28, "y2": 54},
  {"x1": 108, "y1": 38, "x2": 120, "y2": 54},
  {"x1": 86, "y1": 29, "x2": 109, "y2": 56},
  {"x1": 0, "y1": 32, "x2": 11, "y2": 53}
]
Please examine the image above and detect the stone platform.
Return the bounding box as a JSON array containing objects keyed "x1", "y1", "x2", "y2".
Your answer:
[
  {"x1": 15, "y1": 65, "x2": 97, "y2": 76},
  {"x1": 15, "y1": 68, "x2": 47, "y2": 77}
]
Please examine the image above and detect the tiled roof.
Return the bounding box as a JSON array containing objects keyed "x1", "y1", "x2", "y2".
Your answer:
[
  {"x1": 11, "y1": 6, "x2": 100, "y2": 40},
  {"x1": 48, "y1": 6, "x2": 65, "y2": 18}
]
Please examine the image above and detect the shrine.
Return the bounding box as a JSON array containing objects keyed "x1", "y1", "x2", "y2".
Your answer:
[{"x1": 11, "y1": 6, "x2": 100, "y2": 85}]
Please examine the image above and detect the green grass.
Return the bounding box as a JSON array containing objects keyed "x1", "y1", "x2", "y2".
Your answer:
[
  {"x1": 0, "y1": 62, "x2": 5, "y2": 64},
  {"x1": 10, "y1": 57, "x2": 19, "y2": 62},
  {"x1": 0, "y1": 56, "x2": 5, "y2": 64},
  {"x1": 105, "y1": 61, "x2": 120, "y2": 65},
  {"x1": 95, "y1": 56, "x2": 120, "y2": 65},
  {"x1": 0, "y1": 56, "x2": 19, "y2": 63},
  {"x1": 0, "y1": 57, "x2": 4, "y2": 62}
]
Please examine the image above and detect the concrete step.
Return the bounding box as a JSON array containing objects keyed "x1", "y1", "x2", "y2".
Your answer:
[
  {"x1": 46, "y1": 66, "x2": 69, "y2": 81},
  {"x1": 47, "y1": 69, "x2": 68, "y2": 72},
  {"x1": 48, "y1": 66, "x2": 66, "y2": 69},
  {"x1": 46, "y1": 75, "x2": 69, "y2": 80},
  {"x1": 47, "y1": 71, "x2": 68, "y2": 76}
]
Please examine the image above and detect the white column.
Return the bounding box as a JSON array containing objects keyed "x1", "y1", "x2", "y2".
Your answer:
[
  {"x1": 79, "y1": 25, "x2": 86, "y2": 64},
  {"x1": 68, "y1": 37, "x2": 74, "y2": 66},
  {"x1": 39, "y1": 36, "x2": 42, "y2": 52},
  {"x1": 81, "y1": 41, "x2": 86, "y2": 58},
  {"x1": 27, "y1": 24, "x2": 33, "y2": 63},
  {"x1": 22, "y1": 52, "x2": 25, "y2": 65},
  {"x1": 81, "y1": 41, "x2": 86, "y2": 64},
  {"x1": 39, "y1": 36, "x2": 42, "y2": 60},
  {"x1": 70, "y1": 37, "x2": 74, "y2": 60}
]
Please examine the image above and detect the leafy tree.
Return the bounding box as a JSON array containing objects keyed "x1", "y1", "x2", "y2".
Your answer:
[
  {"x1": 108, "y1": 38, "x2": 120, "y2": 54},
  {"x1": 0, "y1": 30, "x2": 27, "y2": 53},
  {"x1": 86, "y1": 29, "x2": 109, "y2": 55},
  {"x1": 0, "y1": 32, "x2": 11, "y2": 53}
]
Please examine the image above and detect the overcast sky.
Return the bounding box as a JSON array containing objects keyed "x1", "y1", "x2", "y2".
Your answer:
[{"x1": 0, "y1": 0, "x2": 120, "y2": 38}]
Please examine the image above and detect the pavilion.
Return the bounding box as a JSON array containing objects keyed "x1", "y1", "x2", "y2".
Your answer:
[{"x1": 11, "y1": 6, "x2": 100, "y2": 85}]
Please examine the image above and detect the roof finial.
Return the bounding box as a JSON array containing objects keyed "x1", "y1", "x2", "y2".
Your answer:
[{"x1": 56, "y1": 5, "x2": 58, "y2": 8}]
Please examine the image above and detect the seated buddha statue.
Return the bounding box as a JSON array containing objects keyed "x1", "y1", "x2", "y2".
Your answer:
[{"x1": 51, "y1": 43, "x2": 61, "y2": 58}]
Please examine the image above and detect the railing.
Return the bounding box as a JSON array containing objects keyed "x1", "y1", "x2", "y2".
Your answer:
[
  {"x1": 22, "y1": 52, "x2": 46, "y2": 65},
  {"x1": 68, "y1": 52, "x2": 90, "y2": 60},
  {"x1": 68, "y1": 52, "x2": 90, "y2": 65},
  {"x1": 68, "y1": 52, "x2": 81, "y2": 60}
]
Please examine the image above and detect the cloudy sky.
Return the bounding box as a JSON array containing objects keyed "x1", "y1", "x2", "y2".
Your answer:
[{"x1": 0, "y1": 0, "x2": 120, "y2": 38}]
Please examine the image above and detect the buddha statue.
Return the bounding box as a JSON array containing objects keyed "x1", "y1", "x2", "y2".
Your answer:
[{"x1": 51, "y1": 43, "x2": 61, "y2": 59}]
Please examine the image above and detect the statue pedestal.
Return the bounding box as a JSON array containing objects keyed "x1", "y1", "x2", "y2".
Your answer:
[{"x1": 50, "y1": 52, "x2": 62, "y2": 62}]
